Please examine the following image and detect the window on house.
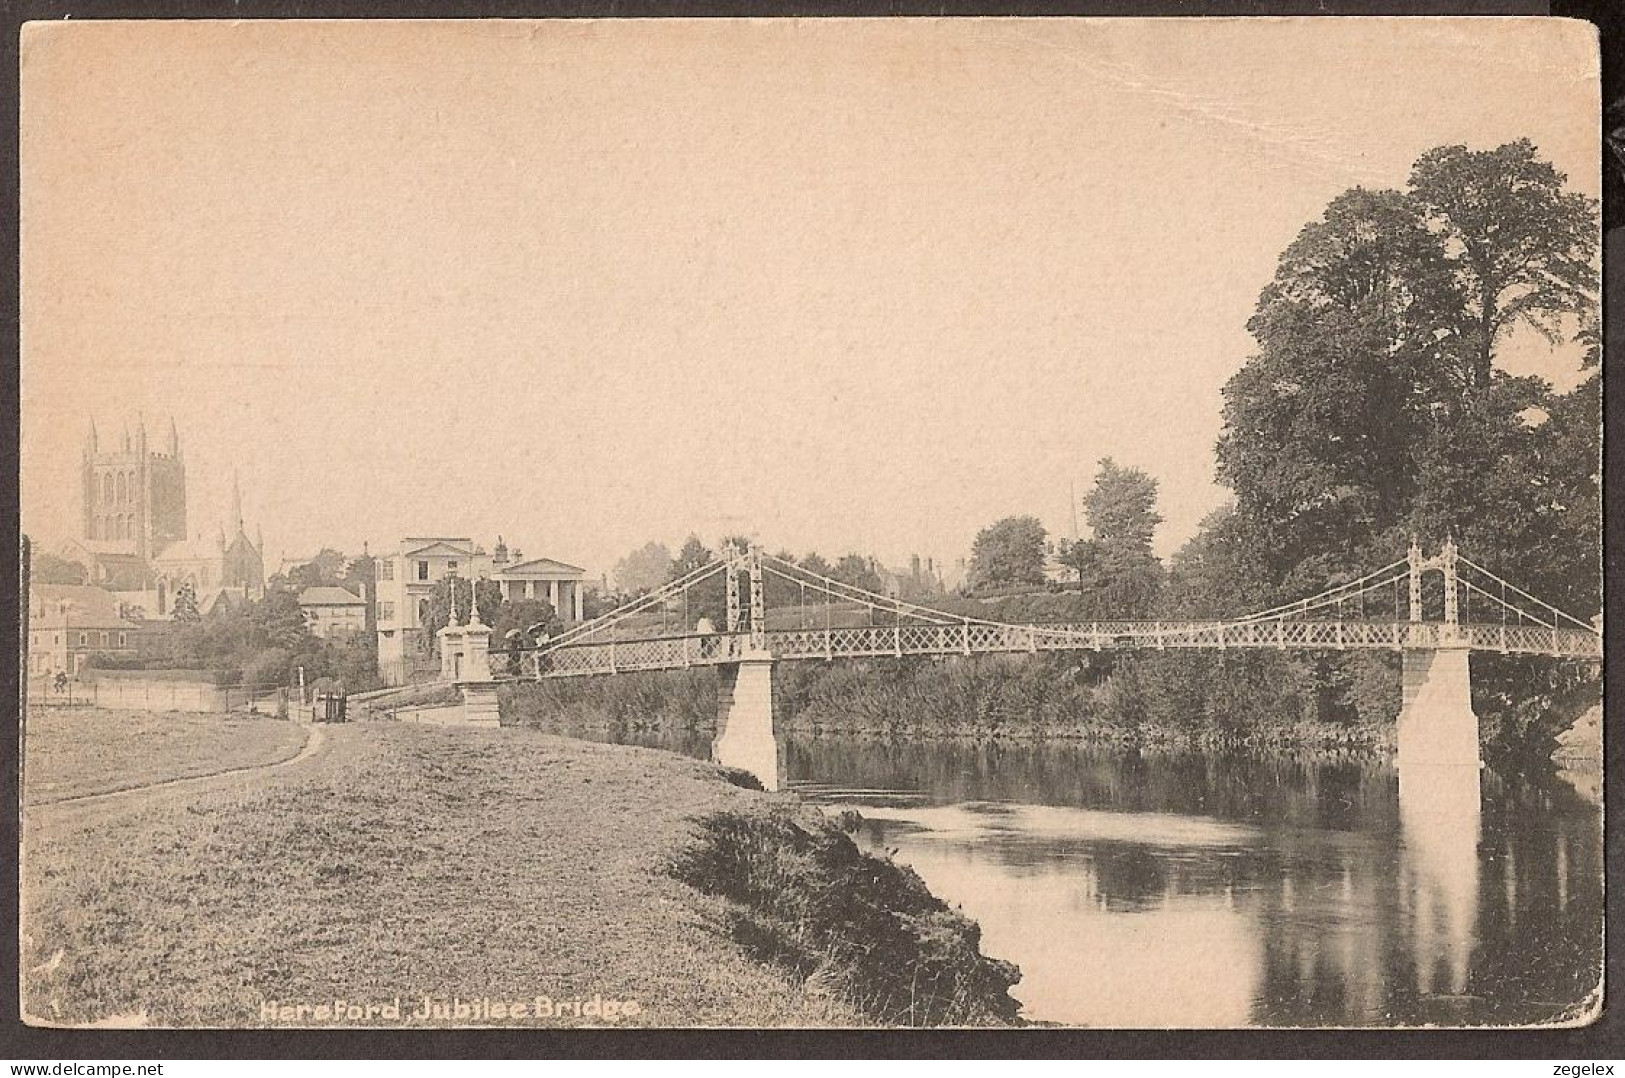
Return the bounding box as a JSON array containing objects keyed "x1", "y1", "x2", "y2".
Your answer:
[
  {"x1": 78, "y1": 632, "x2": 88, "y2": 646},
  {"x1": 119, "y1": 632, "x2": 127, "y2": 647},
  {"x1": 418, "y1": 560, "x2": 429, "y2": 581},
  {"x1": 381, "y1": 560, "x2": 394, "y2": 580},
  {"x1": 447, "y1": 561, "x2": 458, "y2": 574},
  {"x1": 101, "y1": 631, "x2": 110, "y2": 647},
  {"x1": 379, "y1": 602, "x2": 395, "y2": 620}
]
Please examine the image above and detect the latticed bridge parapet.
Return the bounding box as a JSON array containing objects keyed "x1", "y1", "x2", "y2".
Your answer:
[{"x1": 512, "y1": 618, "x2": 1601, "y2": 680}]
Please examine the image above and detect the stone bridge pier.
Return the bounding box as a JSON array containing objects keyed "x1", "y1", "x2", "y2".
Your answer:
[
  {"x1": 1396, "y1": 644, "x2": 1480, "y2": 772},
  {"x1": 713, "y1": 649, "x2": 782, "y2": 791}
]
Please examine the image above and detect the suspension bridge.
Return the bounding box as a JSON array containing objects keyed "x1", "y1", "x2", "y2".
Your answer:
[
  {"x1": 439, "y1": 539, "x2": 1600, "y2": 787},
  {"x1": 508, "y1": 539, "x2": 1599, "y2": 674}
]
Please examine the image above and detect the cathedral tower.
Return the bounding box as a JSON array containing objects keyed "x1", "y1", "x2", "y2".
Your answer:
[{"x1": 81, "y1": 415, "x2": 187, "y2": 563}]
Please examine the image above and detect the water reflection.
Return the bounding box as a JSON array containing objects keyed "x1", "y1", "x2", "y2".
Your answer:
[
  {"x1": 1399, "y1": 766, "x2": 1480, "y2": 1001},
  {"x1": 783, "y1": 736, "x2": 1600, "y2": 1027},
  {"x1": 513, "y1": 722, "x2": 1601, "y2": 1027}
]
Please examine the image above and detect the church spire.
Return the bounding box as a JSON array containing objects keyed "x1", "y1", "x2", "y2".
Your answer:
[
  {"x1": 231, "y1": 469, "x2": 244, "y2": 536},
  {"x1": 86, "y1": 416, "x2": 98, "y2": 456},
  {"x1": 168, "y1": 416, "x2": 179, "y2": 457}
]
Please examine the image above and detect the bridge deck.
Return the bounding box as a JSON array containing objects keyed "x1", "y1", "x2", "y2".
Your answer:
[{"x1": 507, "y1": 619, "x2": 1601, "y2": 679}]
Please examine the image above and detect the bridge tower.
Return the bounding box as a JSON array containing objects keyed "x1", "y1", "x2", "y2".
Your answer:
[
  {"x1": 713, "y1": 543, "x2": 781, "y2": 788},
  {"x1": 437, "y1": 576, "x2": 501, "y2": 727},
  {"x1": 1397, "y1": 538, "x2": 1479, "y2": 773}
]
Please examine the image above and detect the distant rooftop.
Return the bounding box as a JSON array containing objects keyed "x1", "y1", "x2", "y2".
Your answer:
[{"x1": 298, "y1": 586, "x2": 366, "y2": 607}]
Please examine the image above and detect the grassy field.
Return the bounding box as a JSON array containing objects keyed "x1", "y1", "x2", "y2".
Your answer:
[
  {"x1": 22, "y1": 723, "x2": 890, "y2": 1028},
  {"x1": 22, "y1": 708, "x2": 309, "y2": 805}
]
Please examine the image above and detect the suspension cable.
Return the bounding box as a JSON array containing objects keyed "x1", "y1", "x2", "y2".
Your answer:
[
  {"x1": 1458, "y1": 576, "x2": 1561, "y2": 632},
  {"x1": 542, "y1": 558, "x2": 727, "y2": 649},
  {"x1": 1456, "y1": 556, "x2": 1597, "y2": 633},
  {"x1": 1230, "y1": 560, "x2": 1409, "y2": 624},
  {"x1": 759, "y1": 556, "x2": 969, "y2": 626},
  {"x1": 1232, "y1": 565, "x2": 1411, "y2": 625}
]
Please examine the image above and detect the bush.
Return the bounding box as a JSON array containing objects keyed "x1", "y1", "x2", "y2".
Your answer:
[
  {"x1": 502, "y1": 670, "x2": 718, "y2": 733},
  {"x1": 671, "y1": 806, "x2": 1021, "y2": 1026}
]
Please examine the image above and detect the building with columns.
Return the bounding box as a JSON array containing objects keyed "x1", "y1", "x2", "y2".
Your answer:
[
  {"x1": 489, "y1": 535, "x2": 587, "y2": 621},
  {"x1": 375, "y1": 535, "x2": 586, "y2": 685}
]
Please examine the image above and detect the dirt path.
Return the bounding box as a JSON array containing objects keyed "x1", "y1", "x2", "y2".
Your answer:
[{"x1": 24, "y1": 723, "x2": 331, "y2": 834}]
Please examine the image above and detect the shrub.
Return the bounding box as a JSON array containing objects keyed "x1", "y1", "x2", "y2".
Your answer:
[{"x1": 671, "y1": 806, "x2": 1021, "y2": 1026}]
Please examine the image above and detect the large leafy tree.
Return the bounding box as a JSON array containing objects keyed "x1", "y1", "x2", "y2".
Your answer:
[
  {"x1": 1216, "y1": 188, "x2": 1453, "y2": 576},
  {"x1": 1063, "y1": 459, "x2": 1165, "y2": 616},
  {"x1": 968, "y1": 516, "x2": 1048, "y2": 592},
  {"x1": 1084, "y1": 458, "x2": 1163, "y2": 553},
  {"x1": 1217, "y1": 140, "x2": 1598, "y2": 596},
  {"x1": 279, "y1": 548, "x2": 349, "y2": 591},
  {"x1": 1409, "y1": 139, "x2": 1599, "y2": 389}
]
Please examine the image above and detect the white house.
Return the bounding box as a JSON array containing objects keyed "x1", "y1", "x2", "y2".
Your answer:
[{"x1": 375, "y1": 535, "x2": 587, "y2": 686}]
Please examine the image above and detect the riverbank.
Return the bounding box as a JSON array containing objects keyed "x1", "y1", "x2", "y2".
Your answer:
[
  {"x1": 21, "y1": 717, "x2": 1020, "y2": 1027},
  {"x1": 501, "y1": 660, "x2": 1398, "y2": 754},
  {"x1": 503, "y1": 654, "x2": 1599, "y2": 762}
]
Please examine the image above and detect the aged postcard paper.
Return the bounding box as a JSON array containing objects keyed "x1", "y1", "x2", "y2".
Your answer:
[{"x1": 18, "y1": 17, "x2": 1602, "y2": 1029}]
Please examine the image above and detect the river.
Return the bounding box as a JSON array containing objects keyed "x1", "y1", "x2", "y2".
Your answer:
[{"x1": 532, "y1": 721, "x2": 1602, "y2": 1028}]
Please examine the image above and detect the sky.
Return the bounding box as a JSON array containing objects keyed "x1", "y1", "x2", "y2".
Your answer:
[{"x1": 20, "y1": 17, "x2": 1600, "y2": 579}]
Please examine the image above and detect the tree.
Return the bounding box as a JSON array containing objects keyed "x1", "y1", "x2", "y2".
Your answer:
[
  {"x1": 33, "y1": 553, "x2": 89, "y2": 585},
  {"x1": 1211, "y1": 139, "x2": 1600, "y2": 747},
  {"x1": 1216, "y1": 140, "x2": 1599, "y2": 587},
  {"x1": 968, "y1": 516, "x2": 1047, "y2": 592},
  {"x1": 1216, "y1": 189, "x2": 1449, "y2": 575},
  {"x1": 1085, "y1": 458, "x2": 1163, "y2": 554},
  {"x1": 1409, "y1": 139, "x2": 1600, "y2": 389},
  {"x1": 799, "y1": 552, "x2": 834, "y2": 578},
  {"x1": 419, "y1": 576, "x2": 504, "y2": 654},
  {"x1": 1159, "y1": 504, "x2": 1273, "y2": 619},
  {"x1": 171, "y1": 580, "x2": 202, "y2": 623},
  {"x1": 669, "y1": 536, "x2": 715, "y2": 581},
  {"x1": 833, "y1": 554, "x2": 884, "y2": 595},
  {"x1": 613, "y1": 541, "x2": 674, "y2": 595},
  {"x1": 1056, "y1": 460, "x2": 1166, "y2": 616},
  {"x1": 280, "y1": 548, "x2": 349, "y2": 592},
  {"x1": 252, "y1": 590, "x2": 312, "y2": 651}
]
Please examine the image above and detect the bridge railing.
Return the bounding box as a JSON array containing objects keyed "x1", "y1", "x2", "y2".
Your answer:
[
  {"x1": 510, "y1": 631, "x2": 754, "y2": 679},
  {"x1": 511, "y1": 616, "x2": 1600, "y2": 680}
]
